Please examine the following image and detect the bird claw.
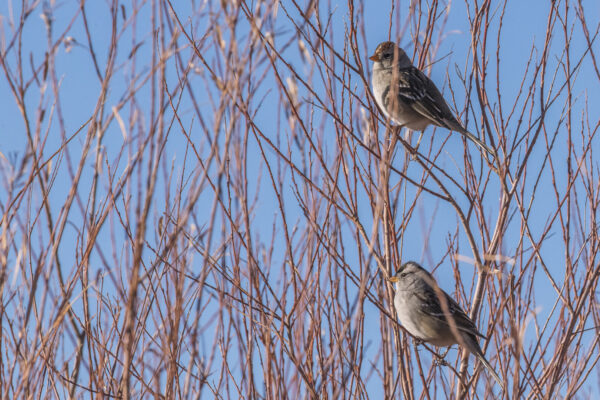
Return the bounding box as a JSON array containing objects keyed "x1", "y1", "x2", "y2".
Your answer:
[
  {"x1": 433, "y1": 349, "x2": 452, "y2": 367},
  {"x1": 433, "y1": 357, "x2": 449, "y2": 367},
  {"x1": 410, "y1": 149, "x2": 418, "y2": 161}
]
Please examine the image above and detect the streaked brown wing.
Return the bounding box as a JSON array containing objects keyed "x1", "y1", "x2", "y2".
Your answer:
[
  {"x1": 414, "y1": 285, "x2": 485, "y2": 340},
  {"x1": 396, "y1": 67, "x2": 463, "y2": 130}
]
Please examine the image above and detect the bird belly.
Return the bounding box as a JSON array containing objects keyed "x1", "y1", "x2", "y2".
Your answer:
[
  {"x1": 393, "y1": 111, "x2": 430, "y2": 131},
  {"x1": 376, "y1": 90, "x2": 430, "y2": 131},
  {"x1": 379, "y1": 103, "x2": 431, "y2": 131},
  {"x1": 394, "y1": 293, "x2": 456, "y2": 347}
]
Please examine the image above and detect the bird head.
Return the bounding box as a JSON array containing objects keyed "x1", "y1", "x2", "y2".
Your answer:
[
  {"x1": 387, "y1": 261, "x2": 425, "y2": 283},
  {"x1": 369, "y1": 41, "x2": 411, "y2": 68}
]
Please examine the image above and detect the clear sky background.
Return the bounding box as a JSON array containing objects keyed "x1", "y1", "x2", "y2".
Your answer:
[{"x1": 1, "y1": 0, "x2": 599, "y2": 398}]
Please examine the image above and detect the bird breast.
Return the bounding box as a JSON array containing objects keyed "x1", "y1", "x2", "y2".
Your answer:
[
  {"x1": 394, "y1": 289, "x2": 457, "y2": 347},
  {"x1": 371, "y1": 67, "x2": 431, "y2": 131}
]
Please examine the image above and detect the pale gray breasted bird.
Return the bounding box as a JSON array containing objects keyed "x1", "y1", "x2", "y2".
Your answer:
[
  {"x1": 370, "y1": 41, "x2": 494, "y2": 158},
  {"x1": 388, "y1": 261, "x2": 504, "y2": 389}
]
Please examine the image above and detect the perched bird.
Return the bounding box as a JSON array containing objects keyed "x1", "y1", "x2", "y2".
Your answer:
[
  {"x1": 388, "y1": 261, "x2": 504, "y2": 389},
  {"x1": 370, "y1": 41, "x2": 494, "y2": 158}
]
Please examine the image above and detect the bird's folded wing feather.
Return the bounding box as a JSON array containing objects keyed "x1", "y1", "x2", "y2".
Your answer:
[
  {"x1": 415, "y1": 287, "x2": 486, "y2": 339},
  {"x1": 396, "y1": 67, "x2": 459, "y2": 128}
]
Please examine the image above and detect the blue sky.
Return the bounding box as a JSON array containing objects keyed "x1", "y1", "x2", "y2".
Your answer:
[{"x1": 1, "y1": 0, "x2": 599, "y2": 398}]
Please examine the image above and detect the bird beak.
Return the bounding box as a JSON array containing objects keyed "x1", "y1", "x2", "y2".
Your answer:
[
  {"x1": 388, "y1": 276, "x2": 399, "y2": 283},
  {"x1": 369, "y1": 54, "x2": 379, "y2": 61}
]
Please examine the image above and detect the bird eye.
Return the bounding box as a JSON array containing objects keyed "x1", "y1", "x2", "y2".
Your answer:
[{"x1": 383, "y1": 53, "x2": 392, "y2": 59}]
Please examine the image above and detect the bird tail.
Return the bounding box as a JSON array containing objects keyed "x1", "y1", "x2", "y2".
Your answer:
[
  {"x1": 461, "y1": 129, "x2": 495, "y2": 158},
  {"x1": 475, "y1": 352, "x2": 505, "y2": 391},
  {"x1": 445, "y1": 119, "x2": 496, "y2": 161}
]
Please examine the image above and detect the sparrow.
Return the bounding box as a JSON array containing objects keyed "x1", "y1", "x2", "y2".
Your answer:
[
  {"x1": 370, "y1": 41, "x2": 494, "y2": 158},
  {"x1": 388, "y1": 261, "x2": 504, "y2": 389}
]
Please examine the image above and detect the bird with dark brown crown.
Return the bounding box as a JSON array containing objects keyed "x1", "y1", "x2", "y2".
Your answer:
[{"x1": 370, "y1": 41, "x2": 494, "y2": 158}]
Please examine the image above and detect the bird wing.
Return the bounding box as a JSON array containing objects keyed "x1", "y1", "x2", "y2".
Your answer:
[
  {"x1": 396, "y1": 67, "x2": 463, "y2": 131},
  {"x1": 415, "y1": 285, "x2": 486, "y2": 340}
]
